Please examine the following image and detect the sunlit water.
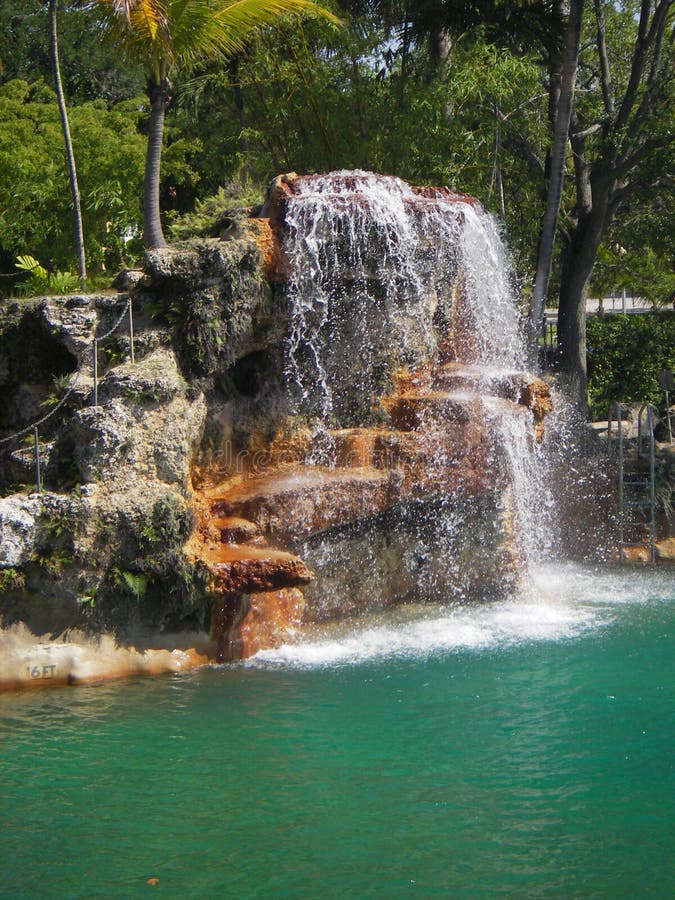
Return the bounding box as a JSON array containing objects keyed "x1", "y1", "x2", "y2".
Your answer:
[{"x1": 2, "y1": 563, "x2": 673, "y2": 899}]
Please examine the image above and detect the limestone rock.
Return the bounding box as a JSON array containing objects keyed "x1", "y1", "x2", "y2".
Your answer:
[
  {"x1": 99, "y1": 347, "x2": 187, "y2": 405},
  {"x1": 0, "y1": 495, "x2": 41, "y2": 567},
  {"x1": 70, "y1": 400, "x2": 138, "y2": 484},
  {"x1": 141, "y1": 239, "x2": 280, "y2": 378},
  {"x1": 39, "y1": 295, "x2": 98, "y2": 366},
  {"x1": 112, "y1": 268, "x2": 144, "y2": 291},
  {"x1": 61, "y1": 348, "x2": 206, "y2": 490}
]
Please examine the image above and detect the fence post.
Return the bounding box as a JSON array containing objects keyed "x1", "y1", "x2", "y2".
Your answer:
[
  {"x1": 33, "y1": 426, "x2": 41, "y2": 493},
  {"x1": 128, "y1": 300, "x2": 135, "y2": 365},
  {"x1": 93, "y1": 338, "x2": 98, "y2": 407}
]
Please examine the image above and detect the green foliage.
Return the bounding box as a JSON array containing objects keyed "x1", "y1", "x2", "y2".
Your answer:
[
  {"x1": 0, "y1": 1, "x2": 144, "y2": 102},
  {"x1": 592, "y1": 244, "x2": 675, "y2": 309},
  {"x1": 592, "y1": 190, "x2": 675, "y2": 308},
  {"x1": 14, "y1": 254, "x2": 79, "y2": 297},
  {"x1": 34, "y1": 549, "x2": 73, "y2": 577},
  {"x1": 137, "y1": 495, "x2": 192, "y2": 551},
  {"x1": 78, "y1": 586, "x2": 97, "y2": 609},
  {"x1": 0, "y1": 79, "x2": 198, "y2": 286},
  {"x1": 587, "y1": 313, "x2": 675, "y2": 420},
  {"x1": 174, "y1": 18, "x2": 548, "y2": 269},
  {"x1": 0, "y1": 568, "x2": 26, "y2": 593},
  {"x1": 110, "y1": 566, "x2": 149, "y2": 599},
  {"x1": 2, "y1": 0, "x2": 670, "y2": 304},
  {"x1": 167, "y1": 183, "x2": 264, "y2": 240}
]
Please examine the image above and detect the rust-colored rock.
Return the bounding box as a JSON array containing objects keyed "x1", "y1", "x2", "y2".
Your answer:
[
  {"x1": 187, "y1": 176, "x2": 557, "y2": 660},
  {"x1": 203, "y1": 543, "x2": 312, "y2": 594},
  {"x1": 206, "y1": 466, "x2": 397, "y2": 541},
  {"x1": 383, "y1": 390, "x2": 476, "y2": 431},
  {"x1": 210, "y1": 586, "x2": 306, "y2": 661},
  {"x1": 517, "y1": 377, "x2": 553, "y2": 442},
  {"x1": 332, "y1": 427, "x2": 400, "y2": 469},
  {"x1": 260, "y1": 172, "x2": 301, "y2": 224},
  {"x1": 655, "y1": 537, "x2": 675, "y2": 562},
  {"x1": 410, "y1": 184, "x2": 481, "y2": 207},
  {"x1": 211, "y1": 516, "x2": 264, "y2": 545},
  {"x1": 238, "y1": 588, "x2": 306, "y2": 658},
  {"x1": 618, "y1": 545, "x2": 653, "y2": 563},
  {"x1": 247, "y1": 218, "x2": 285, "y2": 283},
  {"x1": 253, "y1": 173, "x2": 301, "y2": 282},
  {"x1": 432, "y1": 364, "x2": 552, "y2": 442}
]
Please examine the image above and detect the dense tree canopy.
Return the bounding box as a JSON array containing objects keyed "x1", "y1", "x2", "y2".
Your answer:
[
  {"x1": 0, "y1": 0, "x2": 672, "y2": 415},
  {"x1": 553, "y1": 0, "x2": 674, "y2": 406}
]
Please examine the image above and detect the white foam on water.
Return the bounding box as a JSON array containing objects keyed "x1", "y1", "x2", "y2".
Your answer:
[{"x1": 245, "y1": 564, "x2": 675, "y2": 670}]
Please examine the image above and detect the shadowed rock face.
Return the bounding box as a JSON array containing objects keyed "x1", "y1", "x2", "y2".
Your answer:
[{"x1": 197, "y1": 171, "x2": 553, "y2": 659}]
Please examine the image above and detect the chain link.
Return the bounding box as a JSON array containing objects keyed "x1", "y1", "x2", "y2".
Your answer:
[
  {"x1": 0, "y1": 371, "x2": 81, "y2": 445},
  {"x1": 96, "y1": 297, "x2": 131, "y2": 342},
  {"x1": 0, "y1": 297, "x2": 133, "y2": 447}
]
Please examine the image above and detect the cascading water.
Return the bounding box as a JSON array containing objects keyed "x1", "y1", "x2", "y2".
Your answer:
[
  {"x1": 203, "y1": 170, "x2": 556, "y2": 661},
  {"x1": 282, "y1": 171, "x2": 465, "y2": 423},
  {"x1": 280, "y1": 170, "x2": 554, "y2": 575}
]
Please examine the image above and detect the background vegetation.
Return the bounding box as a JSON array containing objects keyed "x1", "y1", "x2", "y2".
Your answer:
[
  {"x1": 586, "y1": 314, "x2": 674, "y2": 420},
  {"x1": 0, "y1": 0, "x2": 672, "y2": 410}
]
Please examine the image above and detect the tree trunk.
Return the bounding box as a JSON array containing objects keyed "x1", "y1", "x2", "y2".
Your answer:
[
  {"x1": 49, "y1": 0, "x2": 87, "y2": 289},
  {"x1": 529, "y1": 0, "x2": 583, "y2": 359},
  {"x1": 143, "y1": 79, "x2": 171, "y2": 250},
  {"x1": 557, "y1": 203, "x2": 606, "y2": 411}
]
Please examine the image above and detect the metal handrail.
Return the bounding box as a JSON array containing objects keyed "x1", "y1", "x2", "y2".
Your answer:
[
  {"x1": 609, "y1": 401, "x2": 657, "y2": 563},
  {"x1": 637, "y1": 403, "x2": 657, "y2": 562}
]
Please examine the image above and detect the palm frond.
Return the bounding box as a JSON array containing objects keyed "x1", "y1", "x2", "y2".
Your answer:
[{"x1": 172, "y1": 0, "x2": 342, "y2": 70}]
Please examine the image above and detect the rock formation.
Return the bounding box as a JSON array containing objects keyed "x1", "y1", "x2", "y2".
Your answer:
[{"x1": 0, "y1": 171, "x2": 554, "y2": 687}]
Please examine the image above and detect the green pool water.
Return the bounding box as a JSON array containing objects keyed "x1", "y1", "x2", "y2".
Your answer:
[{"x1": 1, "y1": 564, "x2": 674, "y2": 899}]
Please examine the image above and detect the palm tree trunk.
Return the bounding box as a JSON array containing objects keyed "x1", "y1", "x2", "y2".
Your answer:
[
  {"x1": 143, "y1": 78, "x2": 171, "y2": 249},
  {"x1": 49, "y1": 0, "x2": 87, "y2": 289},
  {"x1": 529, "y1": 0, "x2": 584, "y2": 360}
]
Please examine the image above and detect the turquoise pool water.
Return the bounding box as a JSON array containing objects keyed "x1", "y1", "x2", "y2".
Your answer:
[{"x1": 1, "y1": 564, "x2": 674, "y2": 899}]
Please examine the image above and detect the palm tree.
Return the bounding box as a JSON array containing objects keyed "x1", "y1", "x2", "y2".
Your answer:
[
  {"x1": 99, "y1": 0, "x2": 340, "y2": 249},
  {"x1": 49, "y1": 0, "x2": 87, "y2": 288}
]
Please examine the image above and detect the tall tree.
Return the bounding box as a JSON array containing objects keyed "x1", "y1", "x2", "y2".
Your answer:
[
  {"x1": 49, "y1": 0, "x2": 87, "y2": 288},
  {"x1": 97, "y1": 0, "x2": 340, "y2": 249},
  {"x1": 556, "y1": 0, "x2": 674, "y2": 408},
  {"x1": 529, "y1": 0, "x2": 583, "y2": 360}
]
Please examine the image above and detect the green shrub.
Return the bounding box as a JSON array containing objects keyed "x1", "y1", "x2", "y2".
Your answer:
[
  {"x1": 14, "y1": 255, "x2": 79, "y2": 297},
  {"x1": 0, "y1": 568, "x2": 26, "y2": 593},
  {"x1": 167, "y1": 183, "x2": 263, "y2": 241},
  {"x1": 587, "y1": 313, "x2": 675, "y2": 420}
]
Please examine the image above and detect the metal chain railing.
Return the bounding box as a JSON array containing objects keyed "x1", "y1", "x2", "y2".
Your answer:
[
  {"x1": 0, "y1": 371, "x2": 81, "y2": 447},
  {"x1": 0, "y1": 298, "x2": 135, "y2": 492},
  {"x1": 92, "y1": 298, "x2": 134, "y2": 406},
  {"x1": 96, "y1": 297, "x2": 131, "y2": 343}
]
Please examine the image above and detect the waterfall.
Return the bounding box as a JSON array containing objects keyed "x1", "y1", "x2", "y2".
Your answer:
[
  {"x1": 282, "y1": 170, "x2": 464, "y2": 423},
  {"x1": 280, "y1": 170, "x2": 552, "y2": 574},
  {"x1": 204, "y1": 170, "x2": 556, "y2": 664}
]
